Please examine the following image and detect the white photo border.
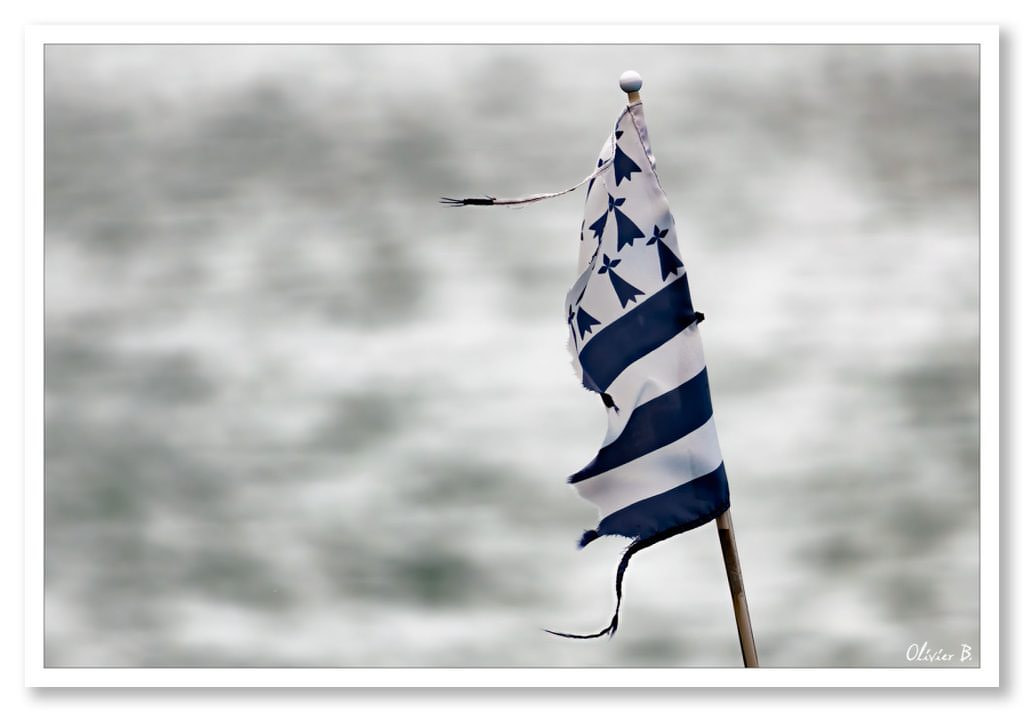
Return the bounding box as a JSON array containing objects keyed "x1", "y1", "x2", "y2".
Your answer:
[{"x1": 23, "y1": 23, "x2": 1000, "y2": 688}]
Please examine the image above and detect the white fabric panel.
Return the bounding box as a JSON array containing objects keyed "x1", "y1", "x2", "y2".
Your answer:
[
  {"x1": 574, "y1": 416, "x2": 723, "y2": 517},
  {"x1": 599, "y1": 321, "x2": 707, "y2": 447}
]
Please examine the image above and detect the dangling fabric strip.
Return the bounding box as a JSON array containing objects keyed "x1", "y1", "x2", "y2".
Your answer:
[
  {"x1": 545, "y1": 527, "x2": 670, "y2": 640},
  {"x1": 440, "y1": 160, "x2": 612, "y2": 207},
  {"x1": 544, "y1": 511, "x2": 725, "y2": 640}
]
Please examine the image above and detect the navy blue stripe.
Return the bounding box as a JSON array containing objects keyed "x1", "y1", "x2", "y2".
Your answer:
[
  {"x1": 568, "y1": 368, "x2": 714, "y2": 484},
  {"x1": 594, "y1": 462, "x2": 730, "y2": 542},
  {"x1": 579, "y1": 275, "x2": 698, "y2": 393}
]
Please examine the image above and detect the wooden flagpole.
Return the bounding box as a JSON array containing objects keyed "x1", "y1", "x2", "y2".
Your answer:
[
  {"x1": 715, "y1": 508, "x2": 759, "y2": 667},
  {"x1": 618, "y1": 71, "x2": 758, "y2": 667}
]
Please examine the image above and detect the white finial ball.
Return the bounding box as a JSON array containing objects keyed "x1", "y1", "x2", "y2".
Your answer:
[{"x1": 619, "y1": 70, "x2": 643, "y2": 93}]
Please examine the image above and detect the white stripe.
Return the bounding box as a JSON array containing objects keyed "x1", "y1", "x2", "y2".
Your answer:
[
  {"x1": 600, "y1": 321, "x2": 707, "y2": 447},
  {"x1": 574, "y1": 416, "x2": 723, "y2": 518}
]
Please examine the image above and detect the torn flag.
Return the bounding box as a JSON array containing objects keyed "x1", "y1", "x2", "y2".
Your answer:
[{"x1": 443, "y1": 97, "x2": 729, "y2": 639}]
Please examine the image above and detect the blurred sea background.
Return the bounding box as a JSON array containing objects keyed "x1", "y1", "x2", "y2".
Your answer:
[{"x1": 44, "y1": 44, "x2": 979, "y2": 667}]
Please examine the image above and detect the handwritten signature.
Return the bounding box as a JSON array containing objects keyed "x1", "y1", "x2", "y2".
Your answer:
[{"x1": 906, "y1": 641, "x2": 973, "y2": 663}]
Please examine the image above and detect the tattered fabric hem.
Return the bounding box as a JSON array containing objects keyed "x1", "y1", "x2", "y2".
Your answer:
[{"x1": 546, "y1": 499, "x2": 730, "y2": 640}]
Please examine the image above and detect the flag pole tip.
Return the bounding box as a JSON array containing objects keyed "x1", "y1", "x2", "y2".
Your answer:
[{"x1": 619, "y1": 71, "x2": 643, "y2": 93}]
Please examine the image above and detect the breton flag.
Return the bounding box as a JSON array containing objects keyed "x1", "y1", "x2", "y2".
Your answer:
[{"x1": 443, "y1": 79, "x2": 731, "y2": 640}]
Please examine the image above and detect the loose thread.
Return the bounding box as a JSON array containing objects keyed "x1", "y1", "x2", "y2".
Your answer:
[{"x1": 440, "y1": 161, "x2": 612, "y2": 208}]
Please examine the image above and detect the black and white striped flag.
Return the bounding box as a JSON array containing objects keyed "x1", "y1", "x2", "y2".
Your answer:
[{"x1": 445, "y1": 96, "x2": 729, "y2": 639}]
